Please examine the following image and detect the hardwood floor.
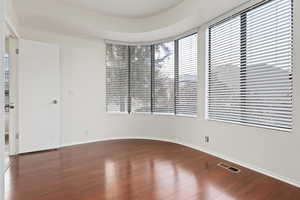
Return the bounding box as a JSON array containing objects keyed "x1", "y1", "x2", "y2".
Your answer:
[{"x1": 5, "y1": 139, "x2": 300, "y2": 200}]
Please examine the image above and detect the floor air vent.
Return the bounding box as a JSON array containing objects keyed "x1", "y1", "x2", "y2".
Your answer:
[{"x1": 218, "y1": 162, "x2": 241, "y2": 173}]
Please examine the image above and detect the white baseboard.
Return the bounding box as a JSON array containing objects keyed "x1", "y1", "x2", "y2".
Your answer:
[
  {"x1": 61, "y1": 136, "x2": 300, "y2": 188},
  {"x1": 180, "y1": 142, "x2": 300, "y2": 189}
]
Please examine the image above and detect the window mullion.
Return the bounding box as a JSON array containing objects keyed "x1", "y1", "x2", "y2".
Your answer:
[
  {"x1": 151, "y1": 45, "x2": 155, "y2": 114},
  {"x1": 128, "y1": 46, "x2": 131, "y2": 114},
  {"x1": 174, "y1": 40, "x2": 179, "y2": 115},
  {"x1": 240, "y1": 13, "x2": 247, "y2": 121}
]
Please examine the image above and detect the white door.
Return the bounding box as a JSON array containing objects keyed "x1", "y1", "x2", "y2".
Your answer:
[{"x1": 19, "y1": 39, "x2": 60, "y2": 153}]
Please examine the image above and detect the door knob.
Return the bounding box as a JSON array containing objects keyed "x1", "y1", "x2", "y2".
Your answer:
[
  {"x1": 4, "y1": 104, "x2": 15, "y2": 110},
  {"x1": 52, "y1": 100, "x2": 58, "y2": 104},
  {"x1": 9, "y1": 103, "x2": 15, "y2": 109}
]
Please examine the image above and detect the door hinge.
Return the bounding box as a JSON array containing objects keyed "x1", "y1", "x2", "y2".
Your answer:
[{"x1": 16, "y1": 48, "x2": 19, "y2": 55}]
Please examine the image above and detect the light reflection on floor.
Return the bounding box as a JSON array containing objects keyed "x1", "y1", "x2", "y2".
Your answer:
[{"x1": 99, "y1": 156, "x2": 235, "y2": 200}]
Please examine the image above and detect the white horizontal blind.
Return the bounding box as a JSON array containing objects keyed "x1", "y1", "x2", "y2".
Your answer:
[
  {"x1": 106, "y1": 44, "x2": 129, "y2": 113},
  {"x1": 154, "y1": 42, "x2": 175, "y2": 114},
  {"x1": 208, "y1": 0, "x2": 293, "y2": 131},
  {"x1": 130, "y1": 46, "x2": 152, "y2": 113},
  {"x1": 106, "y1": 33, "x2": 198, "y2": 116},
  {"x1": 208, "y1": 16, "x2": 242, "y2": 123},
  {"x1": 177, "y1": 34, "x2": 198, "y2": 116}
]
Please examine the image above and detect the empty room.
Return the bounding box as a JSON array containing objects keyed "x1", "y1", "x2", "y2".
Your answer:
[{"x1": 0, "y1": 0, "x2": 300, "y2": 199}]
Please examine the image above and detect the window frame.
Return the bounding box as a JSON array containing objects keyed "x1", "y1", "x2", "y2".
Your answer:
[
  {"x1": 129, "y1": 45, "x2": 152, "y2": 114},
  {"x1": 105, "y1": 33, "x2": 198, "y2": 117},
  {"x1": 176, "y1": 33, "x2": 198, "y2": 117},
  {"x1": 206, "y1": 0, "x2": 294, "y2": 132},
  {"x1": 105, "y1": 44, "x2": 130, "y2": 114}
]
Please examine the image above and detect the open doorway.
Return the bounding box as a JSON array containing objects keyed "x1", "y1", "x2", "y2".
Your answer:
[
  {"x1": 4, "y1": 38, "x2": 10, "y2": 169},
  {"x1": 4, "y1": 23, "x2": 19, "y2": 170}
]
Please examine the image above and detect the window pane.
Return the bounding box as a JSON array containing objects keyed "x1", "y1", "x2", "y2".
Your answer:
[
  {"x1": 244, "y1": 0, "x2": 293, "y2": 130},
  {"x1": 154, "y1": 42, "x2": 175, "y2": 114},
  {"x1": 177, "y1": 34, "x2": 198, "y2": 116},
  {"x1": 130, "y1": 46, "x2": 151, "y2": 113},
  {"x1": 207, "y1": 0, "x2": 293, "y2": 131},
  {"x1": 106, "y1": 44, "x2": 129, "y2": 112},
  {"x1": 208, "y1": 16, "x2": 242, "y2": 120}
]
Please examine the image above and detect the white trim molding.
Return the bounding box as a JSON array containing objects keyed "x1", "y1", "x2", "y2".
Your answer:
[
  {"x1": 4, "y1": 16, "x2": 19, "y2": 38},
  {"x1": 61, "y1": 137, "x2": 300, "y2": 188},
  {"x1": 104, "y1": 28, "x2": 198, "y2": 46}
]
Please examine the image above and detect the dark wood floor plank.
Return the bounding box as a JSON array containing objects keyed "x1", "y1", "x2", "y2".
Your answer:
[{"x1": 5, "y1": 139, "x2": 300, "y2": 200}]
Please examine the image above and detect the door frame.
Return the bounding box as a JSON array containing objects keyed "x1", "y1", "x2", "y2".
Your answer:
[
  {"x1": 5, "y1": 17, "x2": 19, "y2": 156},
  {"x1": 0, "y1": 0, "x2": 4, "y2": 198}
]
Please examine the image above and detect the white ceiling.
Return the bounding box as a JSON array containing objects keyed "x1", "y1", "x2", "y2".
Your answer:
[
  {"x1": 13, "y1": 0, "x2": 251, "y2": 42},
  {"x1": 61, "y1": 0, "x2": 184, "y2": 18}
]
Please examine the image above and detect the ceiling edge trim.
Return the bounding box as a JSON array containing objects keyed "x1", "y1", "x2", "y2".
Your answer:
[{"x1": 104, "y1": 27, "x2": 199, "y2": 45}]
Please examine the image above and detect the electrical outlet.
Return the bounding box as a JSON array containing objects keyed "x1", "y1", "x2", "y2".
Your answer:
[{"x1": 205, "y1": 136, "x2": 209, "y2": 143}]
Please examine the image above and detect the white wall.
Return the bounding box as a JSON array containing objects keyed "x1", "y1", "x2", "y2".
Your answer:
[{"x1": 18, "y1": 0, "x2": 300, "y2": 188}]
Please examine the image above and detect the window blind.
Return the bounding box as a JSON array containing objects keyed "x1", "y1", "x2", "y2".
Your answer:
[
  {"x1": 153, "y1": 42, "x2": 175, "y2": 114},
  {"x1": 130, "y1": 46, "x2": 152, "y2": 113},
  {"x1": 105, "y1": 33, "x2": 198, "y2": 116},
  {"x1": 176, "y1": 34, "x2": 198, "y2": 116},
  {"x1": 106, "y1": 44, "x2": 129, "y2": 113},
  {"x1": 208, "y1": 0, "x2": 293, "y2": 131}
]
